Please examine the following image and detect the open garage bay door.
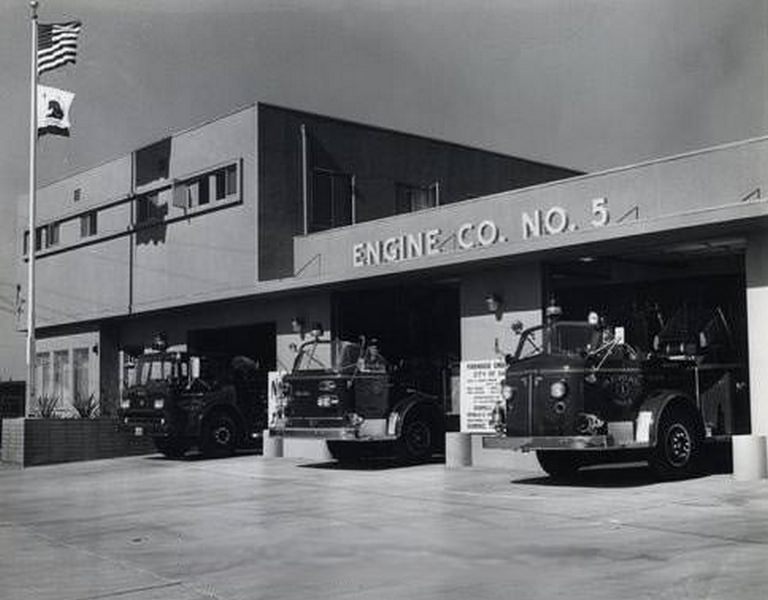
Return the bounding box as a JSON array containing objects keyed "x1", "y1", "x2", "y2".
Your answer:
[
  {"x1": 187, "y1": 322, "x2": 276, "y2": 372},
  {"x1": 332, "y1": 282, "x2": 460, "y2": 407}
]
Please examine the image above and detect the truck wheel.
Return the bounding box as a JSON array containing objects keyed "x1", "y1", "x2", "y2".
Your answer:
[
  {"x1": 155, "y1": 438, "x2": 188, "y2": 459},
  {"x1": 650, "y1": 406, "x2": 702, "y2": 480},
  {"x1": 201, "y1": 412, "x2": 238, "y2": 458},
  {"x1": 398, "y1": 412, "x2": 435, "y2": 463},
  {"x1": 536, "y1": 451, "x2": 582, "y2": 480}
]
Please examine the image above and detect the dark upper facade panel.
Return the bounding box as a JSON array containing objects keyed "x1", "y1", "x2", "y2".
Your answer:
[{"x1": 257, "y1": 104, "x2": 581, "y2": 280}]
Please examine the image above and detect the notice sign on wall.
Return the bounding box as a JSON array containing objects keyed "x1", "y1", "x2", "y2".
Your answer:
[
  {"x1": 267, "y1": 371, "x2": 288, "y2": 427},
  {"x1": 460, "y1": 360, "x2": 507, "y2": 433}
]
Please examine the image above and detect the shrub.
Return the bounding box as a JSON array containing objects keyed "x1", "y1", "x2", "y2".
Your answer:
[
  {"x1": 35, "y1": 395, "x2": 60, "y2": 419},
  {"x1": 73, "y1": 392, "x2": 99, "y2": 419}
]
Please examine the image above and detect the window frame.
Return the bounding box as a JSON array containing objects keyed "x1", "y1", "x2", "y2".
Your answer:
[
  {"x1": 309, "y1": 168, "x2": 354, "y2": 233},
  {"x1": 170, "y1": 160, "x2": 240, "y2": 215},
  {"x1": 395, "y1": 181, "x2": 440, "y2": 215},
  {"x1": 47, "y1": 222, "x2": 60, "y2": 248},
  {"x1": 80, "y1": 211, "x2": 98, "y2": 238}
]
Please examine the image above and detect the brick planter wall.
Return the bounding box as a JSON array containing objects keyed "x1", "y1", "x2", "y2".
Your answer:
[{"x1": 1, "y1": 418, "x2": 156, "y2": 467}]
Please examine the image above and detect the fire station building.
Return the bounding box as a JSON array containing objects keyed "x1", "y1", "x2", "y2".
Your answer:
[{"x1": 17, "y1": 102, "x2": 768, "y2": 467}]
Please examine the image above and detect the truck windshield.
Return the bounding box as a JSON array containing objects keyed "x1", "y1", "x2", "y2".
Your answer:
[
  {"x1": 515, "y1": 323, "x2": 597, "y2": 360},
  {"x1": 127, "y1": 356, "x2": 187, "y2": 386},
  {"x1": 293, "y1": 340, "x2": 361, "y2": 373}
]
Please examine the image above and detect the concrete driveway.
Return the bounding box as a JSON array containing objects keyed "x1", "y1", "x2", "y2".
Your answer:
[{"x1": 1, "y1": 454, "x2": 767, "y2": 600}]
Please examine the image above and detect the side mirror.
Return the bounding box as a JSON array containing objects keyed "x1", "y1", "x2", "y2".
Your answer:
[
  {"x1": 190, "y1": 356, "x2": 201, "y2": 380},
  {"x1": 699, "y1": 331, "x2": 708, "y2": 349}
]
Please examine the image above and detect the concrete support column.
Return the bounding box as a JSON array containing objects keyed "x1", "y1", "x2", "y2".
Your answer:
[
  {"x1": 732, "y1": 435, "x2": 768, "y2": 481},
  {"x1": 262, "y1": 430, "x2": 283, "y2": 458},
  {"x1": 740, "y1": 233, "x2": 768, "y2": 478},
  {"x1": 445, "y1": 432, "x2": 472, "y2": 468}
]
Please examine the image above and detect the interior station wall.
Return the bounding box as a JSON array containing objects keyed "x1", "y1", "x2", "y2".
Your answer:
[{"x1": 460, "y1": 263, "x2": 543, "y2": 362}]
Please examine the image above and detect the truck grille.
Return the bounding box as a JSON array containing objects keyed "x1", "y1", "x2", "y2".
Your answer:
[{"x1": 506, "y1": 372, "x2": 581, "y2": 437}]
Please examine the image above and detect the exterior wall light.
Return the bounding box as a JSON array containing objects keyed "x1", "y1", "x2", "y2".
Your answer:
[
  {"x1": 485, "y1": 293, "x2": 503, "y2": 314},
  {"x1": 291, "y1": 317, "x2": 305, "y2": 335}
]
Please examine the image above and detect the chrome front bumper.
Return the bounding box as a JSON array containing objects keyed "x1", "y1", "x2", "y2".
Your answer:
[{"x1": 482, "y1": 435, "x2": 651, "y2": 451}]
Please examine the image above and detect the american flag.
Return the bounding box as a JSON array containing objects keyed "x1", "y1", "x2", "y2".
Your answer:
[{"x1": 37, "y1": 21, "x2": 82, "y2": 76}]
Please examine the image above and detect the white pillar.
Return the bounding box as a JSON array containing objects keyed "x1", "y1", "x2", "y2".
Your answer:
[
  {"x1": 746, "y1": 233, "x2": 768, "y2": 437},
  {"x1": 737, "y1": 233, "x2": 768, "y2": 479},
  {"x1": 445, "y1": 432, "x2": 472, "y2": 468}
]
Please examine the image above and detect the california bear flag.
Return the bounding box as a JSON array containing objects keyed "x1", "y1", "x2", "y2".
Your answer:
[{"x1": 37, "y1": 85, "x2": 75, "y2": 137}]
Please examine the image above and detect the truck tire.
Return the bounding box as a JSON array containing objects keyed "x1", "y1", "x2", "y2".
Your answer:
[
  {"x1": 649, "y1": 405, "x2": 703, "y2": 480},
  {"x1": 536, "y1": 451, "x2": 582, "y2": 479},
  {"x1": 201, "y1": 412, "x2": 238, "y2": 458},
  {"x1": 155, "y1": 438, "x2": 188, "y2": 459},
  {"x1": 398, "y1": 411, "x2": 435, "y2": 463}
]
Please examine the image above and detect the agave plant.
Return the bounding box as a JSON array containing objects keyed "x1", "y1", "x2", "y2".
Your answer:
[
  {"x1": 35, "y1": 395, "x2": 60, "y2": 419},
  {"x1": 72, "y1": 392, "x2": 99, "y2": 419}
]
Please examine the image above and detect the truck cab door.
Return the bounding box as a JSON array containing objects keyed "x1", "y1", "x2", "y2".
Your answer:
[{"x1": 353, "y1": 373, "x2": 390, "y2": 419}]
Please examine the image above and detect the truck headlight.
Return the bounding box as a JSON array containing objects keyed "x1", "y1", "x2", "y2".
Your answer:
[
  {"x1": 120, "y1": 398, "x2": 130, "y2": 409},
  {"x1": 550, "y1": 381, "x2": 568, "y2": 399},
  {"x1": 317, "y1": 395, "x2": 339, "y2": 407},
  {"x1": 153, "y1": 398, "x2": 165, "y2": 410}
]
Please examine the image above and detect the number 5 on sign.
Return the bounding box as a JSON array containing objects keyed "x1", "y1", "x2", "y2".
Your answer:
[{"x1": 591, "y1": 197, "x2": 609, "y2": 228}]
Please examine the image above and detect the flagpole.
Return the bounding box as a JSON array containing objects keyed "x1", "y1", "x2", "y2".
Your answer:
[{"x1": 26, "y1": 0, "x2": 39, "y2": 416}]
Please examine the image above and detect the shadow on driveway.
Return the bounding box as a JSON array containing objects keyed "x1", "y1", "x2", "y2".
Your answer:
[
  {"x1": 300, "y1": 455, "x2": 445, "y2": 471},
  {"x1": 511, "y1": 441, "x2": 733, "y2": 488}
]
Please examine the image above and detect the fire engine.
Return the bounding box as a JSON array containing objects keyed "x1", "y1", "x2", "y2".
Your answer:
[
  {"x1": 119, "y1": 338, "x2": 267, "y2": 458},
  {"x1": 485, "y1": 303, "x2": 748, "y2": 479},
  {"x1": 271, "y1": 336, "x2": 444, "y2": 462}
]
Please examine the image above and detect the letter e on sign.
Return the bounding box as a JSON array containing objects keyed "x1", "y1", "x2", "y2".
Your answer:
[
  {"x1": 426, "y1": 229, "x2": 441, "y2": 255},
  {"x1": 353, "y1": 243, "x2": 366, "y2": 267}
]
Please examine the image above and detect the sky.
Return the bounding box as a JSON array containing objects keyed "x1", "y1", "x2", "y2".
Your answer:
[{"x1": 0, "y1": 0, "x2": 767, "y2": 378}]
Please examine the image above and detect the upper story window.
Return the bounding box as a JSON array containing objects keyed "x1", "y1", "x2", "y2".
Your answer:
[
  {"x1": 136, "y1": 192, "x2": 166, "y2": 224},
  {"x1": 395, "y1": 181, "x2": 440, "y2": 214},
  {"x1": 310, "y1": 169, "x2": 353, "y2": 233},
  {"x1": 134, "y1": 138, "x2": 171, "y2": 188},
  {"x1": 218, "y1": 164, "x2": 238, "y2": 200},
  {"x1": 34, "y1": 226, "x2": 46, "y2": 251},
  {"x1": 47, "y1": 223, "x2": 60, "y2": 247},
  {"x1": 80, "y1": 211, "x2": 97, "y2": 238},
  {"x1": 175, "y1": 178, "x2": 209, "y2": 209},
  {"x1": 23, "y1": 222, "x2": 61, "y2": 255},
  {"x1": 172, "y1": 162, "x2": 239, "y2": 210}
]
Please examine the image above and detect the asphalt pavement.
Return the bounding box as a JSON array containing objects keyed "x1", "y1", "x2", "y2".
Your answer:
[{"x1": 1, "y1": 453, "x2": 767, "y2": 600}]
